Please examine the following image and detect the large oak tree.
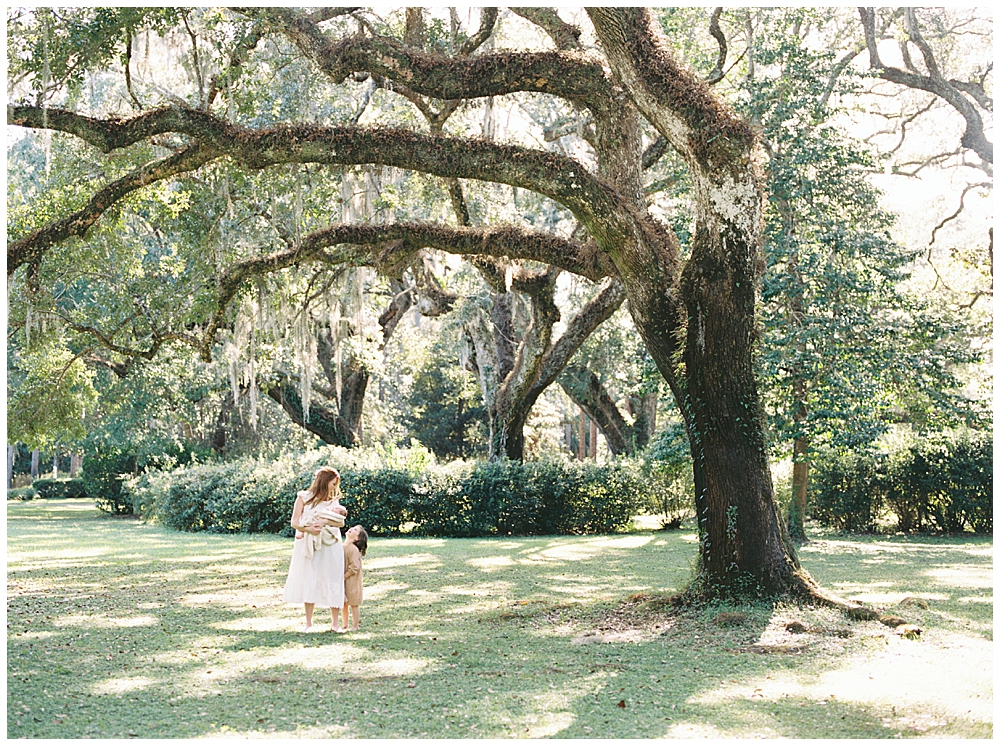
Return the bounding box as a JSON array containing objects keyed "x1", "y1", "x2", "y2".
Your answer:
[{"x1": 8, "y1": 7, "x2": 853, "y2": 602}]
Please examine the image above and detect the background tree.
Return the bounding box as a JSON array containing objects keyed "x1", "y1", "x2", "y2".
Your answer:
[{"x1": 9, "y1": 7, "x2": 987, "y2": 602}]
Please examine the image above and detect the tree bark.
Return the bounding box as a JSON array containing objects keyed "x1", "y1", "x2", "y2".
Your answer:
[
  {"x1": 588, "y1": 8, "x2": 819, "y2": 599},
  {"x1": 560, "y1": 365, "x2": 633, "y2": 456},
  {"x1": 30, "y1": 450, "x2": 39, "y2": 481}
]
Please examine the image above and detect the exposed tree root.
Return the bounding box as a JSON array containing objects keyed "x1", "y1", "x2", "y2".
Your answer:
[{"x1": 667, "y1": 568, "x2": 877, "y2": 622}]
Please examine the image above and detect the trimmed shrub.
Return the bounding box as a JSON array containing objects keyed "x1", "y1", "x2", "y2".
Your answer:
[
  {"x1": 810, "y1": 449, "x2": 887, "y2": 533},
  {"x1": 811, "y1": 429, "x2": 992, "y2": 534},
  {"x1": 31, "y1": 477, "x2": 88, "y2": 499},
  {"x1": 7, "y1": 486, "x2": 37, "y2": 501},
  {"x1": 125, "y1": 446, "x2": 653, "y2": 537}
]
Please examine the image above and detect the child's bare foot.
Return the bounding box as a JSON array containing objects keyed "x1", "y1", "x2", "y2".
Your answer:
[
  {"x1": 301, "y1": 625, "x2": 313, "y2": 633},
  {"x1": 349, "y1": 625, "x2": 359, "y2": 631}
]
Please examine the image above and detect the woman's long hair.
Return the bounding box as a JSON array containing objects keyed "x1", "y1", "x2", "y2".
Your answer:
[{"x1": 304, "y1": 467, "x2": 341, "y2": 507}]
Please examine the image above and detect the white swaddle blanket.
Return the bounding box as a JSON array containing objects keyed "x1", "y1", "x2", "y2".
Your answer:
[{"x1": 302, "y1": 507, "x2": 345, "y2": 559}]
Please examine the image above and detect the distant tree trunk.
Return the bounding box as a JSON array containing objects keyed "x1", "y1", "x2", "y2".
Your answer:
[
  {"x1": 7, "y1": 445, "x2": 15, "y2": 489},
  {"x1": 560, "y1": 363, "x2": 656, "y2": 456},
  {"x1": 787, "y1": 378, "x2": 810, "y2": 540},
  {"x1": 589, "y1": 418, "x2": 598, "y2": 459},
  {"x1": 70, "y1": 454, "x2": 82, "y2": 478},
  {"x1": 52, "y1": 452, "x2": 59, "y2": 479},
  {"x1": 30, "y1": 450, "x2": 39, "y2": 481},
  {"x1": 211, "y1": 392, "x2": 234, "y2": 454},
  {"x1": 266, "y1": 372, "x2": 357, "y2": 447}
]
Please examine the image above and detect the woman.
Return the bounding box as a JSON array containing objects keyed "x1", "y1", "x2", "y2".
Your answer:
[{"x1": 282, "y1": 466, "x2": 348, "y2": 632}]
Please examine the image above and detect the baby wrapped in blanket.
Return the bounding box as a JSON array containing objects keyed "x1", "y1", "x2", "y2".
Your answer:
[{"x1": 301, "y1": 505, "x2": 346, "y2": 559}]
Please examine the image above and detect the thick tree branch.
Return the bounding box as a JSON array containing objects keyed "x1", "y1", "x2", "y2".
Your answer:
[
  {"x1": 7, "y1": 144, "x2": 218, "y2": 274},
  {"x1": 239, "y1": 7, "x2": 607, "y2": 108},
  {"x1": 458, "y1": 8, "x2": 499, "y2": 56},
  {"x1": 858, "y1": 7, "x2": 993, "y2": 164},
  {"x1": 10, "y1": 104, "x2": 630, "y2": 243},
  {"x1": 533, "y1": 276, "x2": 626, "y2": 395},
  {"x1": 705, "y1": 8, "x2": 727, "y2": 85},
  {"x1": 198, "y1": 220, "x2": 610, "y2": 361},
  {"x1": 509, "y1": 8, "x2": 582, "y2": 51}
]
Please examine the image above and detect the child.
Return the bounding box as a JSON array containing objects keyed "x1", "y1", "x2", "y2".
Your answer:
[
  {"x1": 340, "y1": 525, "x2": 368, "y2": 631},
  {"x1": 282, "y1": 467, "x2": 349, "y2": 632}
]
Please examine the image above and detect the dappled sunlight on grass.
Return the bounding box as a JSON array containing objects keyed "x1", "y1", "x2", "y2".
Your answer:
[
  {"x1": 365, "y1": 552, "x2": 442, "y2": 570},
  {"x1": 923, "y1": 565, "x2": 993, "y2": 588},
  {"x1": 467, "y1": 555, "x2": 515, "y2": 570},
  {"x1": 6, "y1": 499, "x2": 992, "y2": 739},
  {"x1": 91, "y1": 676, "x2": 157, "y2": 696}
]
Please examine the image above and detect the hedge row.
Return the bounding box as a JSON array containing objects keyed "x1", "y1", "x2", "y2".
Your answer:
[
  {"x1": 123, "y1": 446, "x2": 672, "y2": 537},
  {"x1": 810, "y1": 430, "x2": 992, "y2": 534},
  {"x1": 32, "y1": 477, "x2": 88, "y2": 499}
]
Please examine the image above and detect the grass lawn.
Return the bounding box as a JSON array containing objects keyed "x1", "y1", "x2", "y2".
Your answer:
[{"x1": 6, "y1": 498, "x2": 993, "y2": 739}]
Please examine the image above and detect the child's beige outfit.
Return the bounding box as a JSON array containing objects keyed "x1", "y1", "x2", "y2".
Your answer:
[{"x1": 344, "y1": 543, "x2": 363, "y2": 607}]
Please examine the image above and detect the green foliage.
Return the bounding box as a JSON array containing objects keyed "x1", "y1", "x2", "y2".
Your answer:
[
  {"x1": 644, "y1": 421, "x2": 696, "y2": 528},
  {"x1": 403, "y1": 334, "x2": 487, "y2": 460},
  {"x1": 31, "y1": 477, "x2": 88, "y2": 499},
  {"x1": 811, "y1": 429, "x2": 992, "y2": 534},
  {"x1": 335, "y1": 467, "x2": 412, "y2": 536},
  {"x1": 731, "y1": 9, "x2": 985, "y2": 454},
  {"x1": 809, "y1": 451, "x2": 887, "y2": 533},
  {"x1": 7, "y1": 487, "x2": 37, "y2": 501},
  {"x1": 6, "y1": 334, "x2": 98, "y2": 450},
  {"x1": 125, "y1": 445, "x2": 656, "y2": 538}
]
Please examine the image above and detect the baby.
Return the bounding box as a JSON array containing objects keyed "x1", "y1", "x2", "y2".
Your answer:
[{"x1": 299, "y1": 507, "x2": 346, "y2": 559}]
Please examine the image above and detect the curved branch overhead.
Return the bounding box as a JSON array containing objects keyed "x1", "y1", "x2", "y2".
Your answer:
[
  {"x1": 8, "y1": 103, "x2": 633, "y2": 272},
  {"x1": 197, "y1": 220, "x2": 610, "y2": 361},
  {"x1": 7, "y1": 143, "x2": 219, "y2": 274},
  {"x1": 239, "y1": 7, "x2": 607, "y2": 108},
  {"x1": 858, "y1": 6, "x2": 993, "y2": 165}
]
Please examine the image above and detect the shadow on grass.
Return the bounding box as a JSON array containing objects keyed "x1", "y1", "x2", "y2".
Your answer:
[{"x1": 7, "y1": 499, "x2": 993, "y2": 739}]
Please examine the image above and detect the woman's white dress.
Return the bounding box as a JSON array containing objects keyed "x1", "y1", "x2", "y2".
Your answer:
[{"x1": 282, "y1": 495, "x2": 345, "y2": 608}]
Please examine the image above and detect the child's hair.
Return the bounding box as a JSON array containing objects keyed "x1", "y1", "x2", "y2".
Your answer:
[
  {"x1": 353, "y1": 525, "x2": 369, "y2": 556},
  {"x1": 304, "y1": 467, "x2": 341, "y2": 507}
]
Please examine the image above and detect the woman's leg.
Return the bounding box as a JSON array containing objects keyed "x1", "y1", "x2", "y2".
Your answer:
[
  {"x1": 304, "y1": 602, "x2": 315, "y2": 629},
  {"x1": 330, "y1": 606, "x2": 341, "y2": 631},
  {"x1": 350, "y1": 605, "x2": 360, "y2": 630}
]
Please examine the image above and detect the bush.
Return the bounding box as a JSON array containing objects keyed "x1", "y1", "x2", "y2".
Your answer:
[
  {"x1": 82, "y1": 446, "x2": 140, "y2": 515},
  {"x1": 810, "y1": 450, "x2": 887, "y2": 533},
  {"x1": 7, "y1": 486, "x2": 37, "y2": 501},
  {"x1": 125, "y1": 446, "x2": 655, "y2": 538},
  {"x1": 85, "y1": 441, "x2": 210, "y2": 516},
  {"x1": 811, "y1": 429, "x2": 992, "y2": 534},
  {"x1": 644, "y1": 422, "x2": 696, "y2": 529},
  {"x1": 31, "y1": 477, "x2": 88, "y2": 499}
]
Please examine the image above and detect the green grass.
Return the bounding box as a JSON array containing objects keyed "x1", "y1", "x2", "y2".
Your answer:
[{"x1": 6, "y1": 499, "x2": 993, "y2": 739}]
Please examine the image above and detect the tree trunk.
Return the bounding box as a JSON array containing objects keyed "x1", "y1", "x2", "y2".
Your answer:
[
  {"x1": 212, "y1": 391, "x2": 234, "y2": 455},
  {"x1": 589, "y1": 8, "x2": 817, "y2": 600},
  {"x1": 559, "y1": 363, "x2": 655, "y2": 456},
  {"x1": 52, "y1": 452, "x2": 58, "y2": 479},
  {"x1": 7, "y1": 445, "x2": 15, "y2": 489},
  {"x1": 787, "y1": 375, "x2": 810, "y2": 540},
  {"x1": 70, "y1": 453, "x2": 82, "y2": 478},
  {"x1": 30, "y1": 449, "x2": 39, "y2": 481},
  {"x1": 788, "y1": 436, "x2": 810, "y2": 540},
  {"x1": 266, "y1": 373, "x2": 358, "y2": 447}
]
